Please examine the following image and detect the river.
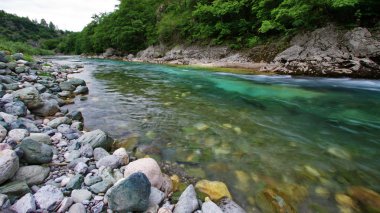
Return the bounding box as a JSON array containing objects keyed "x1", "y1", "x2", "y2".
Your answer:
[{"x1": 51, "y1": 56, "x2": 380, "y2": 212}]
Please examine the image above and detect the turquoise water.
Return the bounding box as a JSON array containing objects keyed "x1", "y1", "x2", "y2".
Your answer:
[{"x1": 56, "y1": 57, "x2": 380, "y2": 212}]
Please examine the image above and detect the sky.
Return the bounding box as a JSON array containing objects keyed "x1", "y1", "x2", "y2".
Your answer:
[{"x1": 0, "y1": 0, "x2": 119, "y2": 32}]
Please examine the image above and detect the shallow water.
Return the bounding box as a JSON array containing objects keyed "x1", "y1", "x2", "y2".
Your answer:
[{"x1": 54, "y1": 56, "x2": 380, "y2": 212}]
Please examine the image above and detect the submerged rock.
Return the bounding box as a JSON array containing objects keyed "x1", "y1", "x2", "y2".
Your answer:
[
  {"x1": 348, "y1": 186, "x2": 380, "y2": 212},
  {"x1": 195, "y1": 180, "x2": 232, "y2": 202},
  {"x1": 107, "y1": 172, "x2": 151, "y2": 212},
  {"x1": 0, "y1": 149, "x2": 19, "y2": 185}
]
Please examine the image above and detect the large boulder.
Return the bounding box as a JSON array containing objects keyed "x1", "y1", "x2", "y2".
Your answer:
[
  {"x1": 77, "y1": 129, "x2": 113, "y2": 150},
  {"x1": 12, "y1": 165, "x2": 50, "y2": 186},
  {"x1": 59, "y1": 81, "x2": 76, "y2": 91},
  {"x1": 13, "y1": 87, "x2": 43, "y2": 110},
  {"x1": 0, "y1": 149, "x2": 19, "y2": 185},
  {"x1": 124, "y1": 158, "x2": 164, "y2": 189},
  {"x1": 19, "y1": 138, "x2": 53, "y2": 164},
  {"x1": 67, "y1": 78, "x2": 86, "y2": 87},
  {"x1": 106, "y1": 172, "x2": 151, "y2": 212}
]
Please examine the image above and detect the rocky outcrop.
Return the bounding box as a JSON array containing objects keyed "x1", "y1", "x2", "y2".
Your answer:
[{"x1": 263, "y1": 25, "x2": 380, "y2": 78}]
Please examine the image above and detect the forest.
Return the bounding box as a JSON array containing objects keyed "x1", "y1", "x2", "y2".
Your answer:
[{"x1": 56, "y1": 0, "x2": 380, "y2": 54}]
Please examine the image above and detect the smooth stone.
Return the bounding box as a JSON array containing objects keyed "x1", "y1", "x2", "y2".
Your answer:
[
  {"x1": 67, "y1": 157, "x2": 89, "y2": 169},
  {"x1": 57, "y1": 197, "x2": 74, "y2": 213},
  {"x1": 84, "y1": 174, "x2": 102, "y2": 186},
  {"x1": 73, "y1": 86, "x2": 89, "y2": 95},
  {"x1": 71, "y1": 189, "x2": 92, "y2": 203},
  {"x1": 113, "y1": 147, "x2": 129, "y2": 165},
  {"x1": 79, "y1": 143, "x2": 93, "y2": 158},
  {"x1": 106, "y1": 172, "x2": 151, "y2": 212},
  {"x1": 57, "y1": 124, "x2": 74, "y2": 134},
  {"x1": 26, "y1": 133, "x2": 51, "y2": 144},
  {"x1": 149, "y1": 187, "x2": 165, "y2": 206},
  {"x1": 58, "y1": 91, "x2": 71, "y2": 98},
  {"x1": 173, "y1": 185, "x2": 199, "y2": 213},
  {"x1": 68, "y1": 203, "x2": 86, "y2": 213},
  {"x1": 12, "y1": 165, "x2": 50, "y2": 186},
  {"x1": 218, "y1": 198, "x2": 246, "y2": 213},
  {"x1": 34, "y1": 185, "x2": 64, "y2": 211},
  {"x1": 0, "y1": 181, "x2": 31, "y2": 198},
  {"x1": 90, "y1": 180, "x2": 113, "y2": 194},
  {"x1": 74, "y1": 162, "x2": 88, "y2": 175},
  {"x1": 13, "y1": 87, "x2": 43, "y2": 110},
  {"x1": 96, "y1": 155, "x2": 120, "y2": 169},
  {"x1": 0, "y1": 149, "x2": 19, "y2": 185},
  {"x1": 47, "y1": 117, "x2": 71, "y2": 128},
  {"x1": 77, "y1": 129, "x2": 113, "y2": 150},
  {"x1": 66, "y1": 174, "x2": 84, "y2": 190},
  {"x1": 0, "y1": 112, "x2": 17, "y2": 123},
  {"x1": 4, "y1": 101, "x2": 27, "y2": 117},
  {"x1": 10, "y1": 193, "x2": 36, "y2": 213},
  {"x1": 94, "y1": 147, "x2": 110, "y2": 161},
  {"x1": 0, "y1": 125, "x2": 7, "y2": 143},
  {"x1": 195, "y1": 180, "x2": 232, "y2": 201},
  {"x1": 59, "y1": 82, "x2": 76, "y2": 92},
  {"x1": 124, "y1": 158, "x2": 164, "y2": 189},
  {"x1": 64, "y1": 150, "x2": 81, "y2": 162},
  {"x1": 67, "y1": 78, "x2": 86, "y2": 87},
  {"x1": 202, "y1": 200, "x2": 223, "y2": 213},
  {"x1": 20, "y1": 138, "x2": 53, "y2": 164},
  {"x1": 32, "y1": 100, "x2": 60, "y2": 117},
  {"x1": 8, "y1": 129, "x2": 29, "y2": 142}
]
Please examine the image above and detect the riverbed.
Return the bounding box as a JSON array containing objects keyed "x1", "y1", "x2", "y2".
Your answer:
[{"x1": 52, "y1": 56, "x2": 380, "y2": 212}]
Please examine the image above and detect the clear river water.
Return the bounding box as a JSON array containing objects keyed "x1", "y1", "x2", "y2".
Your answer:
[{"x1": 53, "y1": 56, "x2": 380, "y2": 212}]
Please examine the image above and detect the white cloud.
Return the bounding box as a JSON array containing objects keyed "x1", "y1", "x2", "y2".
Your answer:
[{"x1": 0, "y1": 0, "x2": 119, "y2": 31}]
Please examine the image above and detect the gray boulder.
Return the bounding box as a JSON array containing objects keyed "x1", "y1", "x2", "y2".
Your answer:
[
  {"x1": 19, "y1": 138, "x2": 53, "y2": 164},
  {"x1": 77, "y1": 129, "x2": 113, "y2": 150},
  {"x1": 12, "y1": 53, "x2": 24, "y2": 61},
  {"x1": 47, "y1": 117, "x2": 71, "y2": 128},
  {"x1": 96, "y1": 155, "x2": 120, "y2": 169},
  {"x1": 4, "y1": 101, "x2": 27, "y2": 117},
  {"x1": 218, "y1": 198, "x2": 246, "y2": 213},
  {"x1": 89, "y1": 180, "x2": 113, "y2": 194},
  {"x1": 59, "y1": 81, "x2": 76, "y2": 91},
  {"x1": 8, "y1": 129, "x2": 29, "y2": 142},
  {"x1": 67, "y1": 78, "x2": 86, "y2": 87},
  {"x1": 0, "y1": 149, "x2": 19, "y2": 185},
  {"x1": 26, "y1": 133, "x2": 51, "y2": 145},
  {"x1": 106, "y1": 172, "x2": 151, "y2": 212},
  {"x1": 13, "y1": 87, "x2": 43, "y2": 110},
  {"x1": 71, "y1": 189, "x2": 92, "y2": 203},
  {"x1": 34, "y1": 185, "x2": 64, "y2": 211},
  {"x1": 66, "y1": 174, "x2": 84, "y2": 190},
  {"x1": 74, "y1": 86, "x2": 88, "y2": 95},
  {"x1": 202, "y1": 201, "x2": 223, "y2": 213},
  {"x1": 173, "y1": 185, "x2": 199, "y2": 213},
  {"x1": 93, "y1": 147, "x2": 110, "y2": 161},
  {"x1": 12, "y1": 165, "x2": 50, "y2": 186}
]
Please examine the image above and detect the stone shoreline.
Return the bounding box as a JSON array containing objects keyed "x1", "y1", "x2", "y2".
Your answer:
[{"x1": 0, "y1": 51, "x2": 246, "y2": 213}]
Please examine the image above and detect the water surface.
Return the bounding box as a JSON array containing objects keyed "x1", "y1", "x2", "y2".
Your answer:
[{"x1": 54, "y1": 56, "x2": 380, "y2": 212}]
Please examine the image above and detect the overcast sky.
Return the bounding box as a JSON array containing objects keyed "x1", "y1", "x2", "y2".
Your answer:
[{"x1": 0, "y1": 0, "x2": 119, "y2": 31}]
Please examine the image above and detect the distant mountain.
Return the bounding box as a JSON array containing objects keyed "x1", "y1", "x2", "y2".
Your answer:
[{"x1": 0, "y1": 10, "x2": 65, "y2": 46}]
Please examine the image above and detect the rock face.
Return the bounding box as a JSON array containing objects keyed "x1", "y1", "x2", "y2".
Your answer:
[
  {"x1": 13, "y1": 87, "x2": 43, "y2": 110},
  {"x1": 107, "y1": 172, "x2": 151, "y2": 212},
  {"x1": 19, "y1": 138, "x2": 53, "y2": 164},
  {"x1": 173, "y1": 184, "x2": 199, "y2": 213},
  {"x1": 77, "y1": 129, "x2": 113, "y2": 150},
  {"x1": 0, "y1": 149, "x2": 19, "y2": 185},
  {"x1": 34, "y1": 185, "x2": 64, "y2": 211},
  {"x1": 12, "y1": 165, "x2": 50, "y2": 186},
  {"x1": 124, "y1": 158, "x2": 164, "y2": 189},
  {"x1": 266, "y1": 25, "x2": 380, "y2": 78}
]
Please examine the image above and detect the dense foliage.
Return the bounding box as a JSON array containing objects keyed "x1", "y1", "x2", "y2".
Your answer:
[{"x1": 57, "y1": 0, "x2": 380, "y2": 54}]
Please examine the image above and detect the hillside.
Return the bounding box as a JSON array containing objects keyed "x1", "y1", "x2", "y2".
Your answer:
[{"x1": 57, "y1": 0, "x2": 380, "y2": 55}]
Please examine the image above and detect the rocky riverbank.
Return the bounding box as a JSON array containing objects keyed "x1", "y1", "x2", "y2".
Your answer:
[
  {"x1": 87, "y1": 25, "x2": 380, "y2": 79},
  {"x1": 0, "y1": 51, "x2": 246, "y2": 213}
]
